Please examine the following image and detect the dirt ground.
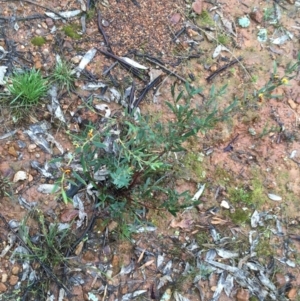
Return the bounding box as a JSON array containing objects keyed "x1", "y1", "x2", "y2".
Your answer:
[{"x1": 0, "y1": 0, "x2": 300, "y2": 300}]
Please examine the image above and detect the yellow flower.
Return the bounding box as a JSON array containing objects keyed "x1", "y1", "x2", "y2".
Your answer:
[
  {"x1": 88, "y1": 129, "x2": 94, "y2": 138},
  {"x1": 281, "y1": 77, "x2": 289, "y2": 84},
  {"x1": 258, "y1": 93, "x2": 264, "y2": 102}
]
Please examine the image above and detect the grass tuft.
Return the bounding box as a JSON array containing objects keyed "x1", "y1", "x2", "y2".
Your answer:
[
  {"x1": 51, "y1": 60, "x2": 75, "y2": 91},
  {"x1": 8, "y1": 69, "x2": 48, "y2": 109}
]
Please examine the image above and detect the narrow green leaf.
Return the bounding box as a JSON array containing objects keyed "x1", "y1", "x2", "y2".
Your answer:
[
  {"x1": 61, "y1": 189, "x2": 69, "y2": 204},
  {"x1": 92, "y1": 141, "x2": 106, "y2": 148}
]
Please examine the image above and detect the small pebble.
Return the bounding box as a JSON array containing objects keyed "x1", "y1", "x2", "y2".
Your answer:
[
  {"x1": 236, "y1": 288, "x2": 249, "y2": 301},
  {"x1": 287, "y1": 287, "x2": 297, "y2": 300},
  {"x1": 28, "y1": 144, "x2": 37, "y2": 152},
  {"x1": 1, "y1": 273, "x2": 8, "y2": 283},
  {"x1": 0, "y1": 283, "x2": 7, "y2": 292},
  {"x1": 9, "y1": 275, "x2": 19, "y2": 286},
  {"x1": 35, "y1": 29, "x2": 43, "y2": 35},
  {"x1": 11, "y1": 266, "x2": 20, "y2": 275},
  {"x1": 45, "y1": 18, "x2": 54, "y2": 27},
  {"x1": 41, "y1": 22, "x2": 48, "y2": 29}
]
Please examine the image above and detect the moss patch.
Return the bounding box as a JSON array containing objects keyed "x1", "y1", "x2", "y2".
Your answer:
[
  {"x1": 181, "y1": 152, "x2": 205, "y2": 181},
  {"x1": 228, "y1": 207, "x2": 250, "y2": 225},
  {"x1": 31, "y1": 36, "x2": 46, "y2": 46},
  {"x1": 63, "y1": 24, "x2": 81, "y2": 39},
  {"x1": 217, "y1": 34, "x2": 230, "y2": 45},
  {"x1": 196, "y1": 10, "x2": 214, "y2": 27}
]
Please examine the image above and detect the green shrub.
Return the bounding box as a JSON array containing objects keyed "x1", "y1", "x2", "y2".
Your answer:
[{"x1": 56, "y1": 83, "x2": 236, "y2": 218}]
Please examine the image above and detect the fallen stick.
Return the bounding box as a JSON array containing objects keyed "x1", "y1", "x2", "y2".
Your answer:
[
  {"x1": 206, "y1": 57, "x2": 243, "y2": 82},
  {"x1": 98, "y1": 48, "x2": 146, "y2": 81},
  {"x1": 97, "y1": 10, "x2": 113, "y2": 53},
  {"x1": 145, "y1": 57, "x2": 187, "y2": 83}
]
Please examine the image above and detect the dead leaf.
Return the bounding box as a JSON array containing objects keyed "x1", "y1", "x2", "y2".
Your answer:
[
  {"x1": 60, "y1": 209, "x2": 79, "y2": 222},
  {"x1": 217, "y1": 12, "x2": 236, "y2": 37},
  {"x1": 137, "y1": 249, "x2": 146, "y2": 263},
  {"x1": 8, "y1": 146, "x2": 18, "y2": 157},
  {"x1": 139, "y1": 259, "x2": 155, "y2": 269},
  {"x1": 108, "y1": 221, "x2": 118, "y2": 232},
  {"x1": 210, "y1": 216, "x2": 228, "y2": 225},
  {"x1": 75, "y1": 241, "x2": 84, "y2": 256},
  {"x1": 170, "y1": 219, "x2": 193, "y2": 229}
]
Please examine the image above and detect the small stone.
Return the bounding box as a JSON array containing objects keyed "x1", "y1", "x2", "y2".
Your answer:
[
  {"x1": 86, "y1": 28, "x2": 98, "y2": 35},
  {"x1": 275, "y1": 273, "x2": 286, "y2": 287},
  {"x1": 220, "y1": 200, "x2": 230, "y2": 209},
  {"x1": 102, "y1": 19, "x2": 109, "y2": 27},
  {"x1": 71, "y1": 55, "x2": 82, "y2": 64},
  {"x1": 35, "y1": 153, "x2": 40, "y2": 158},
  {"x1": 28, "y1": 174, "x2": 33, "y2": 182},
  {"x1": 0, "y1": 283, "x2": 7, "y2": 292},
  {"x1": 1, "y1": 273, "x2": 8, "y2": 283},
  {"x1": 28, "y1": 144, "x2": 37, "y2": 152},
  {"x1": 186, "y1": 28, "x2": 198, "y2": 38},
  {"x1": 9, "y1": 275, "x2": 19, "y2": 286},
  {"x1": 192, "y1": 0, "x2": 203, "y2": 14},
  {"x1": 287, "y1": 287, "x2": 297, "y2": 300},
  {"x1": 11, "y1": 266, "x2": 20, "y2": 275},
  {"x1": 170, "y1": 13, "x2": 181, "y2": 24},
  {"x1": 34, "y1": 60, "x2": 42, "y2": 69},
  {"x1": 13, "y1": 170, "x2": 28, "y2": 182},
  {"x1": 210, "y1": 64, "x2": 218, "y2": 72},
  {"x1": 236, "y1": 288, "x2": 249, "y2": 301},
  {"x1": 45, "y1": 34, "x2": 53, "y2": 42},
  {"x1": 249, "y1": 9, "x2": 263, "y2": 23},
  {"x1": 45, "y1": 18, "x2": 54, "y2": 27},
  {"x1": 42, "y1": 48, "x2": 49, "y2": 55},
  {"x1": 41, "y1": 22, "x2": 48, "y2": 29},
  {"x1": 63, "y1": 41, "x2": 73, "y2": 52},
  {"x1": 35, "y1": 29, "x2": 43, "y2": 35}
]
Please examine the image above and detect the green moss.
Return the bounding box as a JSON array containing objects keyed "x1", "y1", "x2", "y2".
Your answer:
[
  {"x1": 195, "y1": 231, "x2": 209, "y2": 246},
  {"x1": 31, "y1": 36, "x2": 46, "y2": 46},
  {"x1": 249, "y1": 170, "x2": 268, "y2": 206},
  {"x1": 63, "y1": 24, "x2": 81, "y2": 39},
  {"x1": 255, "y1": 236, "x2": 274, "y2": 257},
  {"x1": 182, "y1": 152, "x2": 205, "y2": 180},
  {"x1": 196, "y1": 10, "x2": 214, "y2": 26},
  {"x1": 229, "y1": 207, "x2": 250, "y2": 224},
  {"x1": 228, "y1": 187, "x2": 252, "y2": 205},
  {"x1": 241, "y1": 111, "x2": 261, "y2": 124},
  {"x1": 213, "y1": 166, "x2": 234, "y2": 185},
  {"x1": 217, "y1": 34, "x2": 230, "y2": 45},
  {"x1": 86, "y1": 8, "x2": 96, "y2": 21}
]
